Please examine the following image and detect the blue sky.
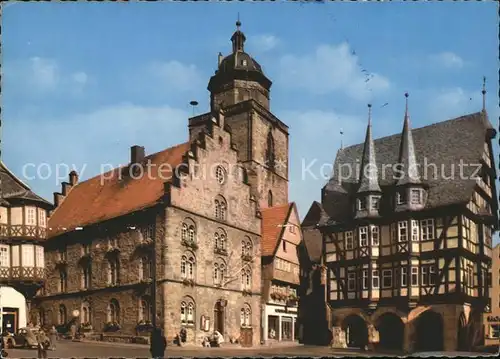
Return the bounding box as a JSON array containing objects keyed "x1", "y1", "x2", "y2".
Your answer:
[{"x1": 2, "y1": 1, "x2": 499, "y2": 242}]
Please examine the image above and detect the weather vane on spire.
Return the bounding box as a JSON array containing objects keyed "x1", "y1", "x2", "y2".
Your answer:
[
  {"x1": 236, "y1": 12, "x2": 241, "y2": 29},
  {"x1": 340, "y1": 128, "x2": 344, "y2": 150}
]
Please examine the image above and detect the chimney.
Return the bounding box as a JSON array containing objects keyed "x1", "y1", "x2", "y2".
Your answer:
[
  {"x1": 62, "y1": 182, "x2": 71, "y2": 196},
  {"x1": 218, "y1": 52, "x2": 223, "y2": 66},
  {"x1": 131, "y1": 145, "x2": 145, "y2": 164},
  {"x1": 53, "y1": 192, "x2": 64, "y2": 207},
  {"x1": 69, "y1": 171, "x2": 78, "y2": 186}
]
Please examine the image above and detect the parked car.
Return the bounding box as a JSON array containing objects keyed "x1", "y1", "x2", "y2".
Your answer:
[{"x1": 2, "y1": 328, "x2": 39, "y2": 349}]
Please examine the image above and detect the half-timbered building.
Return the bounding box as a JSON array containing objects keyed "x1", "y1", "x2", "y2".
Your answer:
[
  {"x1": 0, "y1": 162, "x2": 52, "y2": 333},
  {"x1": 319, "y1": 93, "x2": 497, "y2": 353},
  {"x1": 260, "y1": 203, "x2": 301, "y2": 344}
]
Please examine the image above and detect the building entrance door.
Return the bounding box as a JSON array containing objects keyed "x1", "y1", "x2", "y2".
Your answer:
[
  {"x1": 2, "y1": 308, "x2": 18, "y2": 334},
  {"x1": 213, "y1": 300, "x2": 225, "y2": 335}
]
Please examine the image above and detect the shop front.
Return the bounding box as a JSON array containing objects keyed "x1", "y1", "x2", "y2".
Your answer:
[
  {"x1": 484, "y1": 315, "x2": 500, "y2": 346},
  {"x1": 263, "y1": 304, "x2": 298, "y2": 342}
]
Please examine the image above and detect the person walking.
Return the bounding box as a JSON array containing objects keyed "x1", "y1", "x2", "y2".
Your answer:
[
  {"x1": 36, "y1": 329, "x2": 50, "y2": 359},
  {"x1": 49, "y1": 325, "x2": 57, "y2": 350},
  {"x1": 150, "y1": 327, "x2": 167, "y2": 359}
]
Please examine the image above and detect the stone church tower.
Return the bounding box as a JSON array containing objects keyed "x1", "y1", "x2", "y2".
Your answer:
[{"x1": 189, "y1": 20, "x2": 289, "y2": 210}]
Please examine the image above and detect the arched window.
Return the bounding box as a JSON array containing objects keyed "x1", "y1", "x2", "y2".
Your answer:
[
  {"x1": 214, "y1": 229, "x2": 227, "y2": 253},
  {"x1": 59, "y1": 269, "x2": 67, "y2": 292},
  {"x1": 81, "y1": 264, "x2": 91, "y2": 289},
  {"x1": 181, "y1": 219, "x2": 197, "y2": 244},
  {"x1": 107, "y1": 299, "x2": 120, "y2": 323},
  {"x1": 241, "y1": 267, "x2": 252, "y2": 290},
  {"x1": 215, "y1": 166, "x2": 226, "y2": 184},
  {"x1": 240, "y1": 304, "x2": 251, "y2": 327},
  {"x1": 139, "y1": 297, "x2": 152, "y2": 322},
  {"x1": 58, "y1": 305, "x2": 67, "y2": 325},
  {"x1": 213, "y1": 260, "x2": 226, "y2": 286},
  {"x1": 81, "y1": 301, "x2": 91, "y2": 324},
  {"x1": 181, "y1": 253, "x2": 196, "y2": 279},
  {"x1": 241, "y1": 237, "x2": 253, "y2": 258},
  {"x1": 268, "y1": 190, "x2": 273, "y2": 207},
  {"x1": 139, "y1": 255, "x2": 152, "y2": 280},
  {"x1": 215, "y1": 196, "x2": 227, "y2": 221},
  {"x1": 180, "y1": 297, "x2": 195, "y2": 325},
  {"x1": 265, "y1": 131, "x2": 275, "y2": 168},
  {"x1": 108, "y1": 258, "x2": 119, "y2": 285}
]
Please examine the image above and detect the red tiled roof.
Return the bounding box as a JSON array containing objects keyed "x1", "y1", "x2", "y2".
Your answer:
[
  {"x1": 48, "y1": 142, "x2": 190, "y2": 237},
  {"x1": 260, "y1": 203, "x2": 294, "y2": 256}
]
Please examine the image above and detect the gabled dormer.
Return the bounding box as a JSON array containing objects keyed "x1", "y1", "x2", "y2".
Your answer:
[
  {"x1": 355, "y1": 104, "x2": 382, "y2": 218},
  {"x1": 394, "y1": 93, "x2": 427, "y2": 211}
]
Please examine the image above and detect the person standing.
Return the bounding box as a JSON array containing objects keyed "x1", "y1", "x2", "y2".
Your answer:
[
  {"x1": 150, "y1": 327, "x2": 167, "y2": 359},
  {"x1": 49, "y1": 326, "x2": 57, "y2": 350},
  {"x1": 36, "y1": 329, "x2": 50, "y2": 359}
]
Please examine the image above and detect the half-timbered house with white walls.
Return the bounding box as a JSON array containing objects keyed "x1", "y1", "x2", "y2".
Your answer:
[
  {"x1": 318, "y1": 90, "x2": 498, "y2": 353},
  {"x1": 35, "y1": 20, "x2": 290, "y2": 348},
  {"x1": 0, "y1": 162, "x2": 52, "y2": 334},
  {"x1": 260, "y1": 203, "x2": 301, "y2": 344}
]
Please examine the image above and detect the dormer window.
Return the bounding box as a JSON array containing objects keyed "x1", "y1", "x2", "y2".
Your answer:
[
  {"x1": 410, "y1": 189, "x2": 422, "y2": 204},
  {"x1": 371, "y1": 196, "x2": 381, "y2": 211},
  {"x1": 396, "y1": 191, "x2": 407, "y2": 205},
  {"x1": 241, "y1": 59, "x2": 247, "y2": 66},
  {"x1": 357, "y1": 198, "x2": 367, "y2": 211}
]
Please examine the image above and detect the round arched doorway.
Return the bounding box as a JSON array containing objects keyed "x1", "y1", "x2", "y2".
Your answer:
[
  {"x1": 213, "y1": 299, "x2": 226, "y2": 335},
  {"x1": 376, "y1": 312, "x2": 405, "y2": 351},
  {"x1": 415, "y1": 310, "x2": 444, "y2": 352},
  {"x1": 342, "y1": 314, "x2": 368, "y2": 348}
]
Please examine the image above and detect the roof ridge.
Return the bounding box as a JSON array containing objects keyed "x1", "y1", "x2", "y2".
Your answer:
[
  {"x1": 66, "y1": 142, "x2": 189, "y2": 187},
  {"x1": 342, "y1": 111, "x2": 485, "y2": 151}
]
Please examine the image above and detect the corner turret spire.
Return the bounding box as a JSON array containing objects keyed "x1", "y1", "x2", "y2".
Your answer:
[
  {"x1": 231, "y1": 16, "x2": 246, "y2": 53},
  {"x1": 482, "y1": 76, "x2": 486, "y2": 112},
  {"x1": 396, "y1": 93, "x2": 421, "y2": 185},
  {"x1": 357, "y1": 104, "x2": 381, "y2": 193}
]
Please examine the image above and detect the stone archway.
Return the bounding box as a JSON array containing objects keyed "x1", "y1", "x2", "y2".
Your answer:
[
  {"x1": 414, "y1": 310, "x2": 443, "y2": 352},
  {"x1": 376, "y1": 312, "x2": 405, "y2": 351},
  {"x1": 342, "y1": 314, "x2": 369, "y2": 349},
  {"x1": 213, "y1": 300, "x2": 225, "y2": 335}
]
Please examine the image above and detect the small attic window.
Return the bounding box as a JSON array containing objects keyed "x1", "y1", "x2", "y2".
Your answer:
[
  {"x1": 241, "y1": 59, "x2": 247, "y2": 66},
  {"x1": 357, "y1": 198, "x2": 366, "y2": 211},
  {"x1": 218, "y1": 136, "x2": 223, "y2": 145}
]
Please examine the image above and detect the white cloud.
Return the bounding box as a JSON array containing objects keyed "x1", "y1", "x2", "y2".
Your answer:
[
  {"x1": 71, "y1": 71, "x2": 88, "y2": 85},
  {"x1": 248, "y1": 34, "x2": 280, "y2": 53},
  {"x1": 5, "y1": 57, "x2": 89, "y2": 95},
  {"x1": 147, "y1": 60, "x2": 203, "y2": 93},
  {"x1": 429, "y1": 52, "x2": 465, "y2": 69},
  {"x1": 3, "y1": 103, "x2": 189, "y2": 199},
  {"x1": 278, "y1": 43, "x2": 390, "y2": 100}
]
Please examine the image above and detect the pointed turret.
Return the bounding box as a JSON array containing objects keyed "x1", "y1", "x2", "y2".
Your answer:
[
  {"x1": 355, "y1": 104, "x2": 382, "y2": 218},
  {"x1": 394, "y1": 93, "x2": 427, "y2": 211},
  {"x1": 358, "y1": 104, "x2": 382, "y2": 193},
  {"x1": 395, "y1": 93, "x2": 421, "y2": 186}
]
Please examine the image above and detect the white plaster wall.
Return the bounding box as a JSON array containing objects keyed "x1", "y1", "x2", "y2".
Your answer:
[{"x1": 0, "y1": 286, "x2": 27, "y2": 328}]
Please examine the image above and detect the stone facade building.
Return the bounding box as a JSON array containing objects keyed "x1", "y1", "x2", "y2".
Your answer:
[
  {"x1": 317, "y1": 94, "x2": 497, "y2": 353},
  {"x1": 260, "y1": 203, "x2": 301, "y2": 343},
  {"x1": 34, "y1": 21, "x2": 290, "y2": 347}
]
